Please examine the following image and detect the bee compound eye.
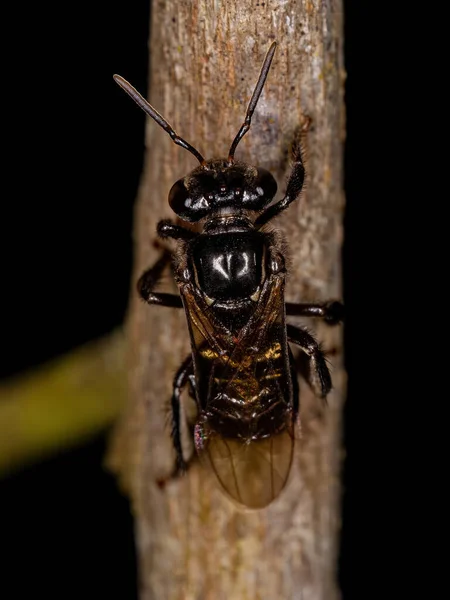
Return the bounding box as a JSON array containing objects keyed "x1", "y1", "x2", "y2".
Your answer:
[
  {"x1": 255, "y1": 168, "x2": 277, "y2": 202},
  {"x1": 168, "y1": 178, "x2": 190, "y2": 214},
  {"x1": 168, "y1": 178, "x2": 209, "y2": 222}
]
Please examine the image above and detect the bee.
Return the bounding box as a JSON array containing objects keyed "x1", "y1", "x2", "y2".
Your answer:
[{"x1": 114, "y1": 42, "x2": 343, "y2": 508}]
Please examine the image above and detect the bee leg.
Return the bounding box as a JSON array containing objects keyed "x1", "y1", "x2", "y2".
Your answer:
[
  {"x1": 139, "y1": 221, "x2": 198, "y2": 307},
  {"x1": 254, "y1": 136, "x2": 305, "y2": 227},
  {"x1": 170, "y1": 354, "x2": 195, "y2": 475},
  {"x1": 286, "y1": 300, "x2": 344, "y2": 325},
  {"x1": 288, "y1": 346, "x2": 300, "y2": 417},
  {"x1": 137, "y1": 249, "x2": 183, "y2": 308},
  {"x1": 157, "y1": 219, "x2": 197, "y2": 241},
  {"x1": 287, "y1": 324, "x2": 332, "y2": 399}
]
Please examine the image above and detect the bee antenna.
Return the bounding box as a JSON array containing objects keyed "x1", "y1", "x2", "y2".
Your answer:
[
  {"x1": 113, "y1": 75, "x2": 206, "y2": 166},
  {"x1": 227, "y1": 42, "x2": 277, "y2": 163}
]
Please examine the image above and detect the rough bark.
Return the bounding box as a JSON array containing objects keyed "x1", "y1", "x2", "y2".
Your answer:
[{"x1": 110, "y1": 1, "x2": 345, "y2": 598}]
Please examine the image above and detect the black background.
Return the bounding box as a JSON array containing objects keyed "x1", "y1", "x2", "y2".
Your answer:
[{"x1": 1, "y1": 3, "x2": 389, "y2": 599}]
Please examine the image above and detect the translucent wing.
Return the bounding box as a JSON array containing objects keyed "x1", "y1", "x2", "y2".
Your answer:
[{"x1": 196, "y1": 422, "x2": 294, "y2": 509}]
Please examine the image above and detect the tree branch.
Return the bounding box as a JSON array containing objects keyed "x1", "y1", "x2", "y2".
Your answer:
[{"x1": 109, "y1": 1, "x2": 345, "y2": 598}]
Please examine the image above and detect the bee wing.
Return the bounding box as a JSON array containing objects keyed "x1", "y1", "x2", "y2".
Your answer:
[
  {"x1": 181, "y1": 273, "x2": 296, "y2": 507},
  {"x1": 180, "y1": 274, "x2": 291, "y2": 410},
  {"x1": 215, "y1": 276, "x2": 288, "y2": 402},
  {"x1": 199, "y1": 423, "x2": 294, "y2": 509}
]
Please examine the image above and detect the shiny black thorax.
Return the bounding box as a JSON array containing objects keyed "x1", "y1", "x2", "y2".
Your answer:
[
  {"x1": 192, "y1": 230, "x2": 263, "y2": 302},
  {"x1": 190, "y1": 228, "x2": 266, "y2": 338}
]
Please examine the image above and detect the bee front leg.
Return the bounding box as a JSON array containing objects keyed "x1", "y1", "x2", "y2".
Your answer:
[
  {"x1": 139, "y1": 221, "x2": 198, "y2": 308},
  {"x1": 255, "y1": 135, "x2": 305, "y2": 227},
  {"x1": 137, "y1": 249, "x2": 183, "y2": 308}
]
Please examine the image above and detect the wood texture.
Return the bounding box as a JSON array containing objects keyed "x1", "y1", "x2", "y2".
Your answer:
[{"x1": 110, "y1": 1, "x2": 345, "y2": 598}]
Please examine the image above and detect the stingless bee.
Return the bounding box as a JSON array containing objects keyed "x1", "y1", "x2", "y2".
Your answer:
[{"x1": 114, "y1": 42, "x2": 343, "y2": 508}]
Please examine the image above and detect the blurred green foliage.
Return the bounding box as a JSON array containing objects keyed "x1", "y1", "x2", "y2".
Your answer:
[{"x1": 0, "y1": 331, "x2": 126, "y2": 477}]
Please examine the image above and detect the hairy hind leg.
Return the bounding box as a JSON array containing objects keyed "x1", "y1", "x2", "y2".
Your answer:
[
  {"x1": 287, "y1": 324, "x2": 331, "y2": 399},
  {"x1": 169, "y1": 354, "x2": 195, "y2": 474}
]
